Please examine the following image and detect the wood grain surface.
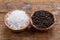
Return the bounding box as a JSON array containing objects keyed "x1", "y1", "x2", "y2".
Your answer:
[{"x1": 0, "y1": 0, "x2": 60, "y2": 40}]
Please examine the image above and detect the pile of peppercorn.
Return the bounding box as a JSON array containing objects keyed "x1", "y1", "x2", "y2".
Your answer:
[{"x1": 31, "y1": 10, "x2": 54, "y2": 28}]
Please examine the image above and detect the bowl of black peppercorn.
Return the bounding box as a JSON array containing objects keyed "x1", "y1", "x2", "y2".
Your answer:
[{"x1": 31, "y1": 10, "x2": 55, "y2": 31}]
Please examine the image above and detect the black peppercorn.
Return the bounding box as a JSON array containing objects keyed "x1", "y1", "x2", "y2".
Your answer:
[{"x1": 31, "y1": 10, "x2": 54, "y2": 29}]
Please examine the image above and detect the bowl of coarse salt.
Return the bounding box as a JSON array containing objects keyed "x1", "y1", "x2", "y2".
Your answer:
[{"x1": 4, "y1": 10, "x2": 30, "y2": 32}]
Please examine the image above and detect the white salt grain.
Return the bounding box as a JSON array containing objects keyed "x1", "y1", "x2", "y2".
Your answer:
[{"x1": 6, "y1": 10, "x2": 29, "y2": 30}]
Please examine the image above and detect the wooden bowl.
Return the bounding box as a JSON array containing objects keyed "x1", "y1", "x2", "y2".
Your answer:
[
  {"x1": 31, "y1": 10, "x2": 55, "y2": 31},
  {"x1": 4, "y1": 10, "x2": 30, "y2": 32}
]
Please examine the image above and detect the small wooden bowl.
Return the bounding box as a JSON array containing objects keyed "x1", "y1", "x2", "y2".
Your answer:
[
  {"x1": 31, "y1": 10, "x2": 55, "y2": 31},
  {"x1": 4, "y1": 10, "x2": 30, "y2": 32}
]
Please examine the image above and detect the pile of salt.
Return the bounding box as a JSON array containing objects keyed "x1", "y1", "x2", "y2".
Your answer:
[{"x1": 5, "y1": 10, "x2": 30, "y2": 30}]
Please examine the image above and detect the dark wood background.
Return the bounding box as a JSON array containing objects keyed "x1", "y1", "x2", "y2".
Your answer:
[{"x1": 0, "y1": 0, "x2": 60, "y2": 40}]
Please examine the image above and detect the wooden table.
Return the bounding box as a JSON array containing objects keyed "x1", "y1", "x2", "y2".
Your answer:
[{"x1": 0, "y1": 0, "x2": 60, "y2": 40}]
